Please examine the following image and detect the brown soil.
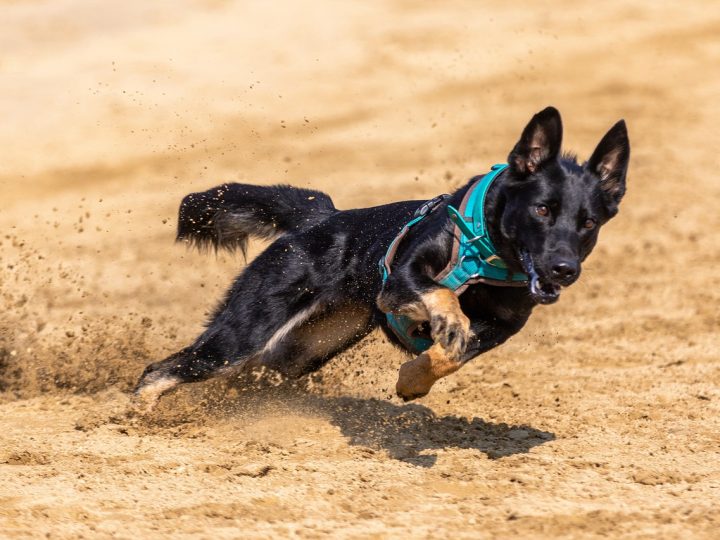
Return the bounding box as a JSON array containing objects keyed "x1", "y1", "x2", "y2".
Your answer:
[{"x1": 1, "y1": 1, "x2": 719, "y2": 538}]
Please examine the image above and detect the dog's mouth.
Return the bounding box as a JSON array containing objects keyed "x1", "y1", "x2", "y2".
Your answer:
[{"x1": 519, "y1": 250, "x2": 561, "y2": 305}]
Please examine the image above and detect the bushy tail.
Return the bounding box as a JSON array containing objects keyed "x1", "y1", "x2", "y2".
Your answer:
[{"x1": 176, "y1": 183, "x2": 336, "y2": 254}]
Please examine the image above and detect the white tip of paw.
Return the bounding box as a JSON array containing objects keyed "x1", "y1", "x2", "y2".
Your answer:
[{"x1": 131, "y1": 377, "x2": 180, "y2": 414}]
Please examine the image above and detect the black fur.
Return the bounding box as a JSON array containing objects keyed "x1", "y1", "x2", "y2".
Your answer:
[
  {"x1": 176, "y1": 183, "x2": 336, "y2": 256},
  {"x1": 135, "y1": 107, "x2": 630, "y2": 401}
]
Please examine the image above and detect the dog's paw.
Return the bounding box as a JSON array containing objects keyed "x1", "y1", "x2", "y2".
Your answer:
[
  {"x1": 396, "y1": 347, "x2": 464, "y2": 401},
  {"x1": 396, "y1": 354, "x2": 435, "y2": 401},
  {"x1": 131, "y1": 372, "x2": 179, "y2": 414},
  {"x1": 429, "y1": 311, "x2": 471, "y2": 358}
]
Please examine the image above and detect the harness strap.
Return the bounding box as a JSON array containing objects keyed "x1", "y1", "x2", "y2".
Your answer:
[
  {"x1": 379, "y1": 164, "x2": 528, "y2": 354},
  {"x1": 434, "y1": 164, "x2": 527, "y2": 293},
  {"x1": 378, "y1": 215, "x2": 423, "y2": 282},
  {"x1": 379, "y1": 194, "x2": 449, "y2": 353},
  {"x1": 378, "y1": 194, "x2": 449, "y2": 281}
]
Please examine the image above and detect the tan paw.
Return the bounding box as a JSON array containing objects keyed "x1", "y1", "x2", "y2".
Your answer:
[
  {"x1": 395, "y1": 346, "x2": 463, "y2": 401},
  {"x1": 429, "y1": 310, "x2": 471, "y2": 359},
  {"x1": 396, "y1": 354, "x2": 435, "y2": 401}
]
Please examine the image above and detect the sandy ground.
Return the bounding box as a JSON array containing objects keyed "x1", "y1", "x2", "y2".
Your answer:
[{"x1": 1, "y1": 1, "x2": 720, "y2": 538}]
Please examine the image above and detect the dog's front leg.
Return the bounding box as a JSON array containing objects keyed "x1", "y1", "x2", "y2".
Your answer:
[
  {"x1": 380, "y1": 284, "x2": 471, "y2": 401},
  {"x1": 396, "y1": 316, "x2": 522, "y2": 401},
  {"x1": 377, "y1": 252, "x2": 473, "y2": 399},
  {"x1": 421, "y1": 288, "x2": 472, "y2": 359},
  {"x1": 395, "y1": 342, "x2": 464, "y2": 401},
  {"x1": 378, "y1": 281, "x2": 472, "y2": 357}
]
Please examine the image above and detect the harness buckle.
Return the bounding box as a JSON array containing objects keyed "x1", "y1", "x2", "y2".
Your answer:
[
  {"x1": 484, "y1": 254, "x2": 503, "y2": 266},
  {"x1": 413, "y1": 193, "x2": 450, "y2": 218},
  {"x1": 458, "y1": 254, "x2": 493, "y2": 279}
]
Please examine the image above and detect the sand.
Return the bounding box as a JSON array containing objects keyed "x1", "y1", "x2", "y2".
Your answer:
[{"x1": 1, "y1": 0, "x2": 719, "y2": 538}]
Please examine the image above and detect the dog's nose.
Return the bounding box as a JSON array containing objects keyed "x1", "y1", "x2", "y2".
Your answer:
[{"x1": 551, "y1": 260, "x2": 578, "y2": 281}]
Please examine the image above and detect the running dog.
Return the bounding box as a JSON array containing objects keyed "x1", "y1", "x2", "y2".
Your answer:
[{"x1": 134, "y1": 106, "x2": 630, "y2": 408}]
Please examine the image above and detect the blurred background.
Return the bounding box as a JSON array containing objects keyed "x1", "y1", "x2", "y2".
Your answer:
[{"x1": 1, "y1": 1, "x2": 719, "y2": 538}]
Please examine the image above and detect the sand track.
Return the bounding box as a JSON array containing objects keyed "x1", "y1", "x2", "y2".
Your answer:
[{"x1": 1, "y1": 1, "x2": 719, "y2": 538}]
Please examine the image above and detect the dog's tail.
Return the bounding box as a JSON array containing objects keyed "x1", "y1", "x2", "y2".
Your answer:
[{"x1": 176, "y1": 183, "x2": 336, "y2": 254}]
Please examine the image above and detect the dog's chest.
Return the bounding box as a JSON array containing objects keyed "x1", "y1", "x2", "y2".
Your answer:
[{"x1": 459, "y1": 284, "x2": 532, "y2": 326}]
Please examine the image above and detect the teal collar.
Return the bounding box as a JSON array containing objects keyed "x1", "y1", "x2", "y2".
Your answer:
[{"x1": 435, "y1": 163, "x2": 528, "y2": 291}]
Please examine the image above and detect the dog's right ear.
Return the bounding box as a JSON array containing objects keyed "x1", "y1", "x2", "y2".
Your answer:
[{"x1": 508, "y1": 106, "x2": 563, "y2": 177}]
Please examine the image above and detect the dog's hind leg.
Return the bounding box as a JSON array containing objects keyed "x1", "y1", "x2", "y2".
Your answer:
[
  {"x1": 132, "y1": 326, "x2": 252, "y2": 412},
  {"x1": 132, "y1": 302, "x2": 318, "y2": 411},
  {"x1": 133, "y1": 300, "x2": 373, "y2": 411},
  {"x1": 133, "y1": 234, "x2": 326, "y2": 410},
  {"x1": 134, "y1": 211, "x2": 373, "y2": 411},
  {"x1": 248, "y1": 301, "x2": 375, "y2": 379}
]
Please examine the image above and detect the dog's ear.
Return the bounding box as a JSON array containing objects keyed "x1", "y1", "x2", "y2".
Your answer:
[
  {"x1": 587, "y1": 120, "x2": 630, "y2": 211},
  {"x1": 508, "y1": 106, "x2": 563, "y2": 176}
]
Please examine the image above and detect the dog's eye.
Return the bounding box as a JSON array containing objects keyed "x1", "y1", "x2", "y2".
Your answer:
[
  {"x1": 583, "y1": 218, "x2": 597, "y2": 230},
  {"x1": 535, "y1": 204, "x2": 550, "y2": 217}
]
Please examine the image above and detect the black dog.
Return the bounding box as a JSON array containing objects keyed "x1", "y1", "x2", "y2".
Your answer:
[{"x1": 134, "y1": 106, "x2": 629, "y2": 408}]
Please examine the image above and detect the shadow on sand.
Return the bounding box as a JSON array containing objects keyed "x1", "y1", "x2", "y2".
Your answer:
[
  {"x1": 189, "y1": 382, "x2": 555, "y2": 468},
  {"x1": 310, "y1": 394, "x2": 553, "y2": 467}
]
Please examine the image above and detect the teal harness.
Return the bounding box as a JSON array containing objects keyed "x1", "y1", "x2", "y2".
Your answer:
[{"x1": 379, "y1": 164, "x2": 528, "y2": 354}]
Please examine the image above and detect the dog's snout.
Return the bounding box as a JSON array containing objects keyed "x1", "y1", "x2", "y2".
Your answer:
[{"x1": 551, "y1": 260, "x2": 579, "y2": 282}]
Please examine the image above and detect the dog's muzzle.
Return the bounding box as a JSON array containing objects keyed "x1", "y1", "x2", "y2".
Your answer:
[{"x1": 519, "y1": 250, "x2": 561, "y2": 304}]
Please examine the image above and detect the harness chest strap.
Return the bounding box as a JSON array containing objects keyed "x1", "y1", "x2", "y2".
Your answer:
[
  {"x1": 379, "y1": 164, "x2": 528, "y2": 354},
  {"x1": 434, "y1": 163, "x2": 528, "y2": 293}
]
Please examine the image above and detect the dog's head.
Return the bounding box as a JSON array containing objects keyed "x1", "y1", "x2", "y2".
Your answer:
[{"x1": 500, "y1": 107, "x2": 630, "y2": 304}]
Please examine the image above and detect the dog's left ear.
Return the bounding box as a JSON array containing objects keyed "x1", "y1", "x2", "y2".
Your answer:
[
  {"x1": 587, "y1": 120, "x2": 630, "y2": 213},
  {"x1": 508, "y1": 106, "x2": 563, "y2": 176}
]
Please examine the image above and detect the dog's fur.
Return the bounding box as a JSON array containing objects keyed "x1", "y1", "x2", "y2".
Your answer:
[{"x1": 134, "y1": 107, "x2": 630, "y2": 408}]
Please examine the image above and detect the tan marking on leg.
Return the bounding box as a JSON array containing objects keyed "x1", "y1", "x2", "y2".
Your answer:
[
  {"x1": 296, "y1": 303, "x2": 372, "y2": 358},
  {"x1": 132, "y1": 376, "x2": 180, "y2": 413},
  {"x1": 421, "y1": 288, "x2": 471, "y2": 359},
  {"x1": 395, "y1": 343, "x2": 463, "y2": 401},
  {"x1": 397, "y1": 301, "x2": 429, "y2": 321},
  {"x1": 421, "y1": 288, "x2": 461, "y2": 316},
  {"x1": 378, "y1": 288, "x2": 460, "y2": 322},
  {"x1": 379, "y1": 288, "x2": 461, "y2": 321}
]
